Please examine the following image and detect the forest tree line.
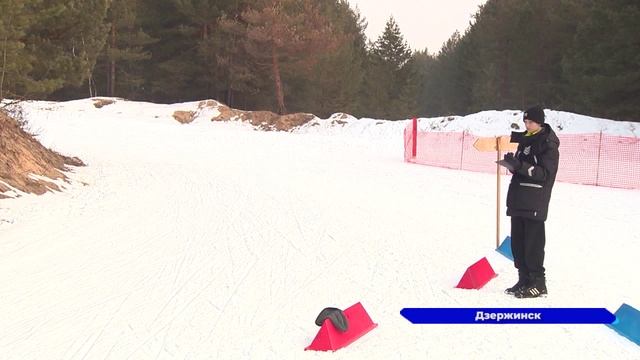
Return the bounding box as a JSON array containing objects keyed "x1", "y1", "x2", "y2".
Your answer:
[{"x1": 1, "y1": 0, "x2": 638, "y2": 121}]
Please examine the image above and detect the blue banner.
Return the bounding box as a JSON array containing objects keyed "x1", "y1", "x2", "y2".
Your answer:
[{"x1": 400, "y1": 308, "x2": 616, "y2": 324}]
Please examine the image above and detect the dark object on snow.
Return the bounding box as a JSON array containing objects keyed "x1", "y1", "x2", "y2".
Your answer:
[{"x1": 314, "y1": 307, "x2": 349, "y2": 332}]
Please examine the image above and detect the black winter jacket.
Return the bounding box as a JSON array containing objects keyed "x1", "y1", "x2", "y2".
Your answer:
[{"x1": 506, "y1": 123, "x2": 560, "y2": 221}]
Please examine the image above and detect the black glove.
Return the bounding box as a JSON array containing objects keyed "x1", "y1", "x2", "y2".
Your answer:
[
  {"x1": 503, "y1": 152, "x2": 522, "y2": 171},
  {"x1": 314, "y1": 307, "x2": 349, "y2": 332}
]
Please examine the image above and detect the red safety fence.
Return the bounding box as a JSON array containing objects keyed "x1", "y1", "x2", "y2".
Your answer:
[{"x1": 404, "y1": 119, "x2": 640, "y2": 190}]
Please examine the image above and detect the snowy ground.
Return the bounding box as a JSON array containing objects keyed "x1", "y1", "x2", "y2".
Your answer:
[{"x1": 1, "y1": 99, "x2": 639, "y2": 359}]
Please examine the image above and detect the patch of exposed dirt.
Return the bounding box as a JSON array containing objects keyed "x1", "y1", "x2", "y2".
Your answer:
[
  {"x1": 173, "y1": 111, "x2": 196, "y2": 124},
  {"x1": 197, "y1": 100, "x2": 219, "y2": 110},
  {"x1": 209, "y1": 102, "x2": 244, "y2": 122},
  {"x1": 0, "y1": 110, "x2": 84, "y2": 198},
  {"x1": 93, "y1": 98, "x2": 116, "y2": 108},
  {"x1": 210, "y1": 102, "x2": 314, "y2": 131}
]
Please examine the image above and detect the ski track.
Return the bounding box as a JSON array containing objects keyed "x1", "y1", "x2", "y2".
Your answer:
[{"x1": 0, "y1": 102, "x2": 639, "y2": 359}]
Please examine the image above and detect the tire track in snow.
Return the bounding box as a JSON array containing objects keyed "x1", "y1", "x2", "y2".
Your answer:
[
  {"x1": 206, "y1": 257, "x2": 259, "y2": 339},
  {"x1": 80, "y1": 292, "x2": 132, "y2": 360},
  {"x1": 124, "y1": 264, "x2": 221, "y2": 360}
]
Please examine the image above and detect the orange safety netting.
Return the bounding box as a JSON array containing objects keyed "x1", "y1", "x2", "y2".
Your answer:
[{"x1": 404, "y1": 120, "x2": 640, "y2": 190}]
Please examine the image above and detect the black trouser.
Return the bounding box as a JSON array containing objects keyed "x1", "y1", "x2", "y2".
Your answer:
[{"x1": 510, "y1": 216, "x2": 546, "y2": 280}]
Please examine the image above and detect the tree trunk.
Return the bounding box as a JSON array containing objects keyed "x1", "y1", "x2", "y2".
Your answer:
[
  {"x1": 0, "y1": 36, "x2": 7, "y2": 99},
  {"x1": 108, "y1": 23, "x2": 116, "y2": 97},
  {"x1": 271, "y1": 46, "x2": 286, "y2": 114},
  {"x1": 83, "y1": 36, "x2": 94, "y2": 97},
  {"x1": 88, "y1": 75, "x2": 94, "y2": 97},
  {"x1": 500, "y1": 52, "x2": 510, "y2": 108}
]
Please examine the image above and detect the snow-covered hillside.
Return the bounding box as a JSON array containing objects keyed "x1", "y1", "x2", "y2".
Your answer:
[{"x1": 1, "y1": 99, "x2": 638, "y2": 359}]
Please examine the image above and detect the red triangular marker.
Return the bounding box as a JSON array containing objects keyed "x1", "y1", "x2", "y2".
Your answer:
[
  {"x1": 305, "y1": 302, "x2": 377, "y2": 351},
  {"x1": 456, "y1": 257, "x2": 497, "y2": 289}
]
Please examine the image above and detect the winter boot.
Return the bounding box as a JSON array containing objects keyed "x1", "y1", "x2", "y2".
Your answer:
[
  {"x1": 505, "y1": 272, "x2": 529, "y2": 295},
  {"x1": 515, "y1": 277, "x2": 547, "y2": 298}
]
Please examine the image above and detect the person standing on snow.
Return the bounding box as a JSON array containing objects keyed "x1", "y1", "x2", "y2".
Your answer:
[{"x1": 499, "y1": 105, "x2": 560, "y2": 298}]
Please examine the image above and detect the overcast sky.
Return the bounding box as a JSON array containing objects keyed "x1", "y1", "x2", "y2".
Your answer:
[{"x1": 346, "y1": 0, "x2": 487, "y2": 54}]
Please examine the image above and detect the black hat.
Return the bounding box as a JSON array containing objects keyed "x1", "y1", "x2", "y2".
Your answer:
[{"x1": 523, "y1": 106, "x2": 545, "y2": 124}]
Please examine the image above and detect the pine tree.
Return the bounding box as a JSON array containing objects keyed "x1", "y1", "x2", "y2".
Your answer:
[
  {"x1": 173, "y1": 0, "x2": 242, "y2": 99},
  {"x1": 25, "y1": 0, "x2": 110, "y2": 98},
  {"x1": 134, "y1": 0, "x2": 195, "y2": 102},
  {"x1": 214, "y1": 12, "x2": 260, "y2": 107},
  {"x1": 362, "y1": 16, "x2": 414, "y2": 119},
  {"x1": 137, "y1": 0, "x2": 245, "y2": 102},
  {"x1": 412, "y1": 49, "x2": 436, "y2": 116},
  {"x1": 225, "y1": 0, "x2": 340, "y2": 114},
  {"x1": 285, "y1": 0, "x2": 367, "y2": 116},
  {"x1": 464, "y1": 0, "x2": 517, "y2": 109},
  {"x1": 0, "y1": 0, "x2": 32, "y2": 99},
  {"x1": 371, "y1": 17, "x2": 411, "y2": 70},
  {"x1": 99, "y1": 0, "x2": 156, "y2": 98},
  {"x1": 563, "y1": 0, "x2": 640, "y2": 121},
  {"x1": 172, "y1": 0, "x2": 240, "y2": 40},
  {"x1": 421, "y1": 31, "x2": 468, "y2": 116},
  {"x1": 455, "y1": 0, "x2": 585, "y2": 112}
]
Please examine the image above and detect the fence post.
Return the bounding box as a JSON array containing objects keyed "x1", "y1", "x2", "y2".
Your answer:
[
  {"x1": 412, "y1": 117, "x2": 417, "y2": 158},
  {"x1": 596, "y1": 131, "x2": 603, "y2": 187},
  {"x1": 460, "y1": 131, "x2": 465, "y2": 170}
]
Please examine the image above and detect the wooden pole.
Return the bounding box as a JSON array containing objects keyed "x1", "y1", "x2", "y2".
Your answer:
[
  {"x1": 472, "y1": 135, "x2": 516, "y2": 249},
  {"x1": 496, "y1": 137, "x2": 501, "y2": 249}
]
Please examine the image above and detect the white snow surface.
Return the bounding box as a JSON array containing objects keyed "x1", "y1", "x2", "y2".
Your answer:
[{"x1": 1, "y1": 98, "x2": 639, "y2": 359}]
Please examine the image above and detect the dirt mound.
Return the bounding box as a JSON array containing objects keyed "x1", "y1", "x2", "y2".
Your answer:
[
  {"x1": 209, "y1": 102, "x2": 315, "y2": 131},
  {"x1": 173, "y1": 110, "x2": 196, "y2": 124},
  {"x1": 171, "y1": 100, "x2": 315, "y2": 130},
  {"x1": 93, "y1": 98, "x2": 116, "y2": 108},
  {"x1": 0, "y1": 110, "x2": 84, "y2": 198}
]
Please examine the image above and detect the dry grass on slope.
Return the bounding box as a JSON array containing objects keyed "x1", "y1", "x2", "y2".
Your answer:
[{"x1": 0, "y1": 110, "x2": 84, "y2": 199}]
